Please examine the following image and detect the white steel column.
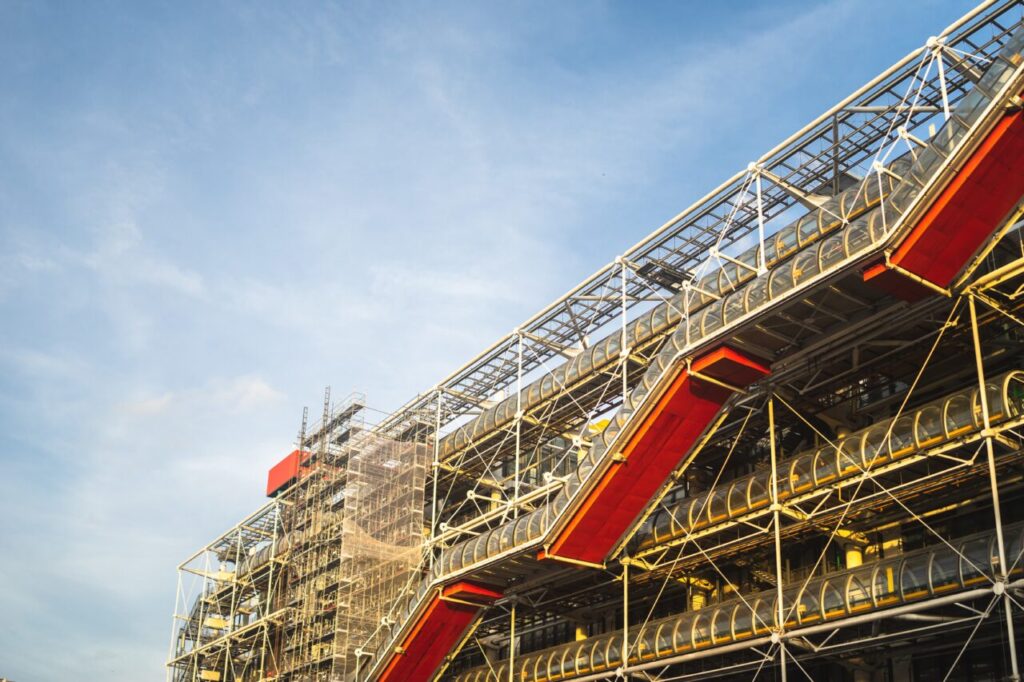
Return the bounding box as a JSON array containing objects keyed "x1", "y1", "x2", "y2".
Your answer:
[
  {"x1": 754, "y1": 165, "x2": 767, "y2": 275},
  {"x1": 508, "y1": 601, "x2": 516, "y2": 682},
  {"x1": 515, "y1": 330, "x2": 524, "y2": 515},
  {"x1": 769, "y1": 396, "x2": 788, "y2": 682},
  {"x1": 968, "y1": 294, "x2": 1020, "y2": 681},
  {"x1": 430, "y1": 388, "x2": 442, "y2": 572},
  {"x1": 929, "y1": 36, "x2": 952, "y2": 121},
  {"x1": 622, "y1": 558, "x2": 630, "y2": 674},
  {"x1": 619, "y1": 258, "x2": 629, "y2": 403}
]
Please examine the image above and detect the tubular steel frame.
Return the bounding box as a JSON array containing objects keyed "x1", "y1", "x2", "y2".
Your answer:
[{"x1": 167, "y1": 3, "x2": 1024, "y2": 681}]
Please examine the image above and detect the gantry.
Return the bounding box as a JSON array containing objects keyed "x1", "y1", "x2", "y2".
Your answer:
[{"x1": 169, "y1": 2, "x2": 1024, "y2": 681}]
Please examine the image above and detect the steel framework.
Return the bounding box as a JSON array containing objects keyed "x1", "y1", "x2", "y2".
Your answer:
[{"x1": 169, "y1": 2, "x2": 1024, "y2": 681}]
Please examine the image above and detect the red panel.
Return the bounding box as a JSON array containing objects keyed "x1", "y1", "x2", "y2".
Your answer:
[
  {"x1": 872, "y1": 110, "x2": 1024, "y2": 295},
  {"x1": 543, "y1": 346, "x2": 770, "y2": 565},
  {"x1": 861, "y1": 262, "x2": 932, "y2": 302},
  {"x1": 265, "y1": 450, "x2": 312, "y2": 497},
  {"x1": 377, "y1": 582, "x2": 501, "y2": 682}
]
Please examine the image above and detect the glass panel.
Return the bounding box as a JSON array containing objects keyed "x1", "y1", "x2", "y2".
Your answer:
[
  {"x1": 708, "y1": 488, "x2": 728, "y2": 524},
  {"x1": 889, "y1": 415, "x2": 915, "y2": 458},
  {"x1": 633, "y1": 625, "x2": 652, "y2": 661},
  {"x1": 718, "y1": 265, "x2": 739, "y2": 294},
  {"x1": 688, "y1": 496, "x2": 708, "y2": 529},
  {"x1": 955, "y1": 84, "x2": 992, "y2": 123},
  {"x1": 744, "y1": 275, "x2": 769, "y2": 312},
  {"x1": 874, "y1": 562, "x2": 900, "y2": 606},
  {"x1": 989, "y1": 535, "x2": 1002, "y2": 578},
  {"x1": 605, "y1": 640, "x2": 621, "y2": 669},
  {"x1": 847, "y1": 573, "x2": 872, "y2": 613},
  {"x1": 545, "y1": 652, "x2": 558, "y2": 680},
  {"x1": 931, "y1": 117, "x2": 967, "y2": 157},
  {"x1": 606, "y1": 334, "x2": 622, "y2": 359},
  {"x1": 687, "y1": 315, "x2": 702, "y2": 344},
  {"x1": 650, "y1": 508, "x2": 674, "y2": 545},
  {"x1": 754, "y1": 599, "x2": 774, "y2": 633},
  {"x1": 797, "y1": 213, "x2": 819, "y2": 247},
  {"x1": 818, "y1": 234, "x2": 845, "y2": 270},
  {"x1": 835, "y1": 436, "x2": 860, "y2": 473},
  {"x1": 979, "y1": 58, "x2": 1015, "y2": 97},
  {"x1": 1008, "y1": 374, "x2": 1024, "y2": 416},
  {"x1": 711, "y1": 608, "x2": 731, "y2": 643},
  {"x1": 748, "y1": 476, "x2": 769, "y2": 510},
  {"x1": 769, "y1": 261, "x2": 796, "y2": 299},
  {"x1": 728, "y1": 479, "x2": 749, "y2": 515},
  {"x1": 692, "y1": 614, "x2": 711, "y2": 647},
  {"x1": 886, "y1": 182, "x2": 920, "y2": 214},
  {"x1": 866, "y1": 209, "x2": 888, "y2": 244},
  {"x1": 943, "y1": 393, "x2": 975, "y2": 437},
  {"x1": 930, "y1": 551, "x2": 960, "y2": 592},
  {"x1": 672, "y1": 616, "x2": 691, "y2": 651},
  {"x1": 762, "y1": 233, "x2": 778, "y2": 265},
  {"x1": 915, "y1": 406, "x2": 944, "y2": 446},
  {"x1": 512, "y1": 515, "x2": 531, "y2": 544},
  {"x1": 559, "y1": 647, "x2": 574, "y2": 675},
  {"x1": 861, "y1": 426, "x2": 888, "y2": 466},
  {"x1": 797, "y1": 586, "x2": 821, "y2": 624},
  {"x1": 486, "y1": 528, "x2": 501, "y2": 556},
  {"x1": 733, "y1": 603, "x2": 753, "y2": 639},
  {"x1": 579, "y1": 350, "x2": 594, "y2": 375},
  {"x1": 901, "y1": 555, "x2": 930, "y2": 599},
  {"x1": 652, "y1": 306, "x2": 669, "y2": 334},
  {"x1": 986, "y1": 381, "x2": 1008, "y2": 421},
  {"x1": 590, "y1": 638, "x2": 606, "y2": 669},
  {"x1": 723, "y1": 291, "x2": 746, "y2": 325},
  {"x1": 527, "y1": 510, "x2": 544, "y2": 538},
  {"x1": 843, "y1": 217, "x2": 873, "y2": 255},
  {"x1": 701, "y1": 306, "x2": 723, "y2": 336},
  {"x1": 813, "y1": 446, "x2": 839, "y2": 484},
  {"x1": 776, "y1": 226, "x2": 799, "y2": 259},
  {"x1": 636, "y1": 313, "x2": 652, "y2": 341},
  {"x1": 789, "y1": 455, "x2": 813, "y2": 495},
  {"x1": 791, "y1": 249, "x2": 820, "y2": 285},
  {"x1": 573, "y1": 643, "x2": 590, "y2": 675},
  {"x1": 1008, "y1": 526, "x2": 1024, "y2": 578},
  {"x1": 655, "y1": 622, "x2": 673, "y2": 655}
]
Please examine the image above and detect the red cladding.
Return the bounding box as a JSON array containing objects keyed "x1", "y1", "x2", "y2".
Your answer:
[
  {"x1": 377, "y1": 582, "x2": 502, "y2": 682},
  {"x1": 865, "y1": 108, "x2": 1024, "y2": 297},
  {"x1": 861, "y1": 262, "x2": 933, "y2": 302},
  {"x1": 544, "y1": 346, "x2": 770, "y2": 565},
  {"x1": 265, "y1": 450, "x2": 312, "y2": 497}
]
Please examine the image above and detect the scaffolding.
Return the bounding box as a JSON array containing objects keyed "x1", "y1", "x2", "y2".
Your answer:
[
  {"x1": 168, "y1": 501, "x2": 287, "y2": 682},
  {"x1": 275, "y1": 394, "x2": 428, "y2": 681},
  {"x1": 169, "y1": 2, "x2": 1024, "y2": 680}
]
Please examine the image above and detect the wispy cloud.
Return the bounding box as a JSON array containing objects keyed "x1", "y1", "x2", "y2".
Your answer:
[{"x1": 0, "y1": 1, "x2": 979, "y2": 679}]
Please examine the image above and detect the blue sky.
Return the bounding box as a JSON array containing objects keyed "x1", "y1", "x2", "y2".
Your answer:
[{"x1": 0, "y1": 1, "x2": 981, "y2": 679}]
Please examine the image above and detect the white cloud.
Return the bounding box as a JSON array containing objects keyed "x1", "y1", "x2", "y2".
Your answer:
[
  {"x1": 75, "y1": 219, "x2": 206, "y2": 297},
  {"x1": 0, "y1": 1, "x2": 980, "y2": 680},
  {"x1": 122, "y1": 376, "x2": 285, "y2": 421}
]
